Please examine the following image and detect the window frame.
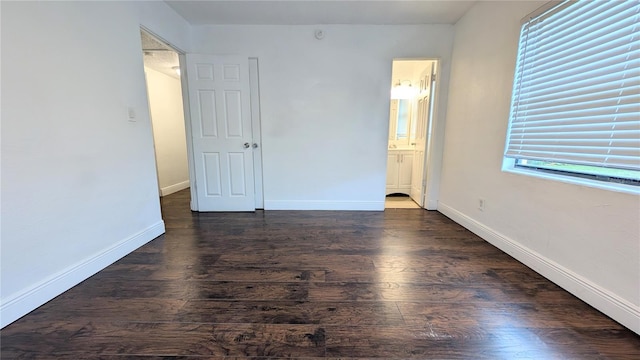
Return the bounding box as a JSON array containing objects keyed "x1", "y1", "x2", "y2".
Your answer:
[
  {"x1": 502, "y1": 158, "x2": 640, "y2": 194},
  {"x1": 501, "y1": 0, "x2": 640, "y2": 194}
]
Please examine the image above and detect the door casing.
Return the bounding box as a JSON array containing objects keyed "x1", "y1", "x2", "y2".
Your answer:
[{"x1": 388, "y1": 58, "x2": 441, "y2": 210}]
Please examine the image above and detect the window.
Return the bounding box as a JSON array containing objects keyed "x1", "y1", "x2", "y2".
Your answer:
[{"x1": 503, "y1": 0, "x2": 640, "y2": 188}]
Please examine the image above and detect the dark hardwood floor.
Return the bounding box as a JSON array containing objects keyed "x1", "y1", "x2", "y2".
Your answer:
[{"x1": 2, "y1": 189, "x2": 639, "y2": 359}]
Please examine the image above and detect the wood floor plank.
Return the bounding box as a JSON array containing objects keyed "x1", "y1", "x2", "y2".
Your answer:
[
  {"x1": 2, "y1": 188, "x2": 638, "y2": 359},
  {"x1": 396, "y1": 302, "x2": 626, "y2": 330},
  {"x1": 24, "y1": 298, "x2": 186, "y2": 323},
  {"x1": 174, "y1": 300, "x2": 405, "y2": 326},
  {"x1": 59, "y1": 279, "x2": 309, "y2": 301},
  {"x1": 571, "y1": 328, "x2": 640, "y2": 358},
  {"x1": 1, "y1": 322, "x2": 327, "y2": 358},
  {"x1": 91, "y1": 264, "x2": 327, "y2": 282},
  {"x1": 323, "y1": 325, "x2": 604, "y2": 359},
  {"x1": 308, "y1": 281, "x2": 581, "y2": 303},
  {"x1": 213, "y1": 254, "x2": 376, "y2": 270},
  {"x1": 325, "y1": 265, "x2": 550, "y2": 284}
]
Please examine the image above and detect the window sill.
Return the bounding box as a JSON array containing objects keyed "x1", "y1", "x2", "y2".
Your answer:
[{"x1": 502, "y1": 164, "x2": 640, "y2": 196}]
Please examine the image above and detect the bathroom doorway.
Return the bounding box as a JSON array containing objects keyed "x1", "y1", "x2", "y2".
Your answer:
[{"x1": 385, "y1": 59, "x2": 437, "y2": 209}]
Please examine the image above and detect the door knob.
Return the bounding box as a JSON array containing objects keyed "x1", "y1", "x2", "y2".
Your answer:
[
  {"x1": 252, "y1": 143, "x2": 259, "y2": 148},
  {"x1": 244, "y1": 142, "x2": 250, "y2": 149}
]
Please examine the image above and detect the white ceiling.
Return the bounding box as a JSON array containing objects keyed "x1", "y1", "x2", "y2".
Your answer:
[
  {"x1": 145, "y1": 1, "x2": 476, "y2": 79},
  {"x1": 164, "y1": 0, "x2": 477, "y2": 25},
  {"x1": 141, "y1": 30, "x2": 180, "y2": 79}
]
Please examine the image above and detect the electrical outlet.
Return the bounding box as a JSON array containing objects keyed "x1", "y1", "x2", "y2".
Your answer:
[{"x1": 478, "y1": 198, "x2": 485, "y2": 211}]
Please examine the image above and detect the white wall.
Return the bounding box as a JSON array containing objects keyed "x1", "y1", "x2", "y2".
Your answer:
[
  {"x1": 192, "y1": 25, "x2": 454, "y2": 210},
  {"x1": 439, "y1": 1, "x2": 640, "y2": 333},
  {"x1": 0, "y1": 1, "x2": 191, "y2": 327},
  {"x1": 144, "y1": 67, "x2": 190, "y2": 196}
]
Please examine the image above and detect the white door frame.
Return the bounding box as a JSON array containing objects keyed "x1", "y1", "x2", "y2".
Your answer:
[
  {"x1": 249, "y1": 58, "x2": 264, "y2": 209},
  {"x1": 388, "y1": 58, "x2": 442, "y2": 211},
  {"x1": 422, "y1": 60, "x2": 442, "y2": 210},
  {"x1": 178, "y1": 53, "x2": 199, "y2": 210},
  {"x1": 139, "y1": 27, "x2": 191, "y2": 199},
  {"x1": 179, "y1": 54, "x2": 264, "y2": 211}
]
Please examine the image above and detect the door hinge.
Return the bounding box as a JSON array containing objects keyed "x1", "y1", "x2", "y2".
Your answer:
[{"x1": 431, "y1": 74, "x2": 436, "y2": 82}]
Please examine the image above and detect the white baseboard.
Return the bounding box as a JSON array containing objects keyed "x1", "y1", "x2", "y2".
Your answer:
[
  {"x1": 437, "y1": 202, "x2": 640, "y2": 335},
  {"x1": 160, "y1": 180, "x2": 190, "y2": 196},
  {"x1": 425, "y1": 199, "x2": 438, "y2": 210},
  {"x1": 264, "y1": 200, "x2": 384, "y2": 211},
  {"x1": 0, "y1": 221, "x2": 165, "y2": 328}
]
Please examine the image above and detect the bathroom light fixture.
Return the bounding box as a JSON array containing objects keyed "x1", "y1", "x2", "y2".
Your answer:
[
  {"x1": 172, "y1": 66, "x2": 180, "y2": 76},
  {"x1": 391, "y1": 80, "x2": 418, "y2": 99},
  {"x1": 390, "y1": 80, "x2": 418, "y2": 99}
]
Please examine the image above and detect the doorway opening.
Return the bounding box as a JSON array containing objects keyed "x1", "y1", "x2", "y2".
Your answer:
[
  {"x1": 385, "y1": 59, "x2": 437, "y2": 209},
  {"x1": 139, "y1": 29, "x2": 190, "y2": 201}
]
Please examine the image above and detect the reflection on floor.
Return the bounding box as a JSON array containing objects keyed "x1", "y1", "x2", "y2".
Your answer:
[{"x1": 385, "y1": 194, "x2": 420, "y2": 209}]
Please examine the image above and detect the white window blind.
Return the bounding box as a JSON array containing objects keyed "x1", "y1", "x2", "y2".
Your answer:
[{"x1": 505, "y1": 0, "x2": 640, "y2": 171}]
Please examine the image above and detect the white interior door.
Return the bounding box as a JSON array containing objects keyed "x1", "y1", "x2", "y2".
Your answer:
[
  {"x1": 410, "y1": 94, "x2": 430, "y2": 207},
  {"x1": 185, "y1": 54, "x2": 255, "y2": 211}
]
